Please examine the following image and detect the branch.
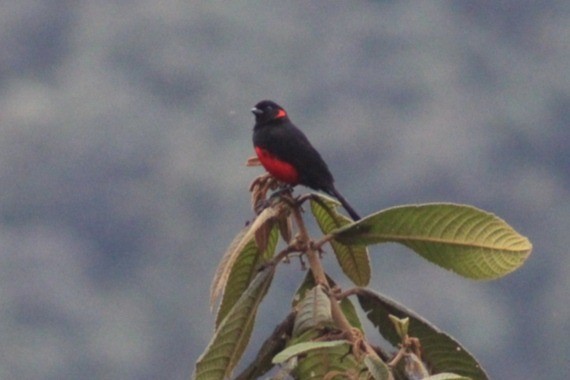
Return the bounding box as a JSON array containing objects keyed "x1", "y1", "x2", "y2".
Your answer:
[
  {"x1": 291, "y1": 205, "x2": 327, "y2": 285},
  {"x1": 290, "y1": 203, "x2": 357, "y2": 340}
]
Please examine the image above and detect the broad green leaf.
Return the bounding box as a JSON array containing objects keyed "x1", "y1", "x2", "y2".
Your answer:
[
  {"x1": 215, "y1": 226, "x2": 278, "y2": 327},
  {"x1": 194, "y1": 266, "x2": 275, "y2": 380},
  {"x1": 211, "y1": 207, "x2": 280, "y2": 307},
  {"x1": 291, "y1": 271, "x2": 316, "y2": 309},
  {"x1": 333, "y1": 203, "x2": 532, "y2": 280},
  {"x1": 293, "y1": 271, "x2": 364, "y2": 332},
  {"x1": 338, "y1": 293, "x2": 365, "y2": 334},
  {"x1": 310, "y1": 193, "x2": 371, "y2": 286},
  {"x1": 357, "y1": 289, "x2": 488, "y2": 380},
  {"x1": 234, "y1": 312, "x2": 295, "y2": 380},
  {"x1": 291, "y1": 341, "x2": 369, "y2": 379},
  {"x1": 364, "y1": 354, "x2": 393, "y2": 380},
  {"x1": 210, "y1": 227, "x2": 248, "y2": 309},
  {"x1": 286, "y1": 328, "x2": 323, "y2": 348},
  {"x1": 272, "y1": 340, "x2": 348, "y2": 364},
  {"x1": 292, "y1": 285, "x2": 333, "y2": 336}
]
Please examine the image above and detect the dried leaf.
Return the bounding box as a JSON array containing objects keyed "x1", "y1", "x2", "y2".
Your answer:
[
  {"x1": 246, "y1": 156, "x2": 261, "y2": 166},
  {"x1": 278, "y1": 213, "x2": 293, "y2": 244},
  {"x1": 255, "y1": 219, "x2": 275, "y2": 252}
]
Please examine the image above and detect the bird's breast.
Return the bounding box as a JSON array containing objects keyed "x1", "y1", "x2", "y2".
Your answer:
[{"x1": 254, "y1": 146, "x2": 300, "y2": 184}]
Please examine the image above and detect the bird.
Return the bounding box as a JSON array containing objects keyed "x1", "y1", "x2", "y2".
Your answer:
[{"x1": 251, "y1": 100, "x2": 361, "y2": 221}]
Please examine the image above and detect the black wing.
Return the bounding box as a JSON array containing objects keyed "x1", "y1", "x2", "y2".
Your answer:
[{"x1": 253, "y1": 122, "x2": 334, "y2": 190}]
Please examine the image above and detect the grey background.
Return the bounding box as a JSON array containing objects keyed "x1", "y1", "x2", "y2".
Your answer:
[{"x1": 1, "y1": 1, "x2": 568, "y2": 379}]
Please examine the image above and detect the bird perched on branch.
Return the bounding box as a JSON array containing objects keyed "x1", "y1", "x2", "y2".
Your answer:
[{"x1": 251, "y1": 100, "x2": 360, "y2": 221}]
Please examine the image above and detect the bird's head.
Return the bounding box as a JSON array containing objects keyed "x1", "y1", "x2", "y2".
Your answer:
[{"x1": 251, "y1": 100, "x2": 288, "y2": 124}]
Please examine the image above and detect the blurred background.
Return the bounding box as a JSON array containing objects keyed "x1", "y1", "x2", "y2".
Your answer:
[{"x1": 0, "y1": 1, "x2": 568, "y2": 379}]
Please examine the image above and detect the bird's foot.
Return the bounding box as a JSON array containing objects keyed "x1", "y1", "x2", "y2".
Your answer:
[{"x1": 269, "y1": 184, "x2": 294, "y2": 199}]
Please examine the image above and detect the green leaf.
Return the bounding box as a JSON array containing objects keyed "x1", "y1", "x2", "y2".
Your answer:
[
  {"x1": 211, "y1": 207, "x2": 280, "y2": 307},
  {"x1": 272, "y1": 340, "x2": 348, "y2": 364},
  {"x1": 310, "y1": 193, "x2": 371, "y2": 286},
  {"x1": 234, "y1": 312, "x2": 295, "y2": 380},
  {"x1": 215, "y1": 225, "x2": 278, "y2": 327},
  {"x1": 388, "y1": 315, "x2": 409, "y2": 339},
  {"x1": 364, "y1": 354, "x2": 393, "y2": 380},
  {"x1": 333, "y1": 203, "x2": 532, "y2": 280},
  {"x1": 357, "y1": 288, "x2": 488, "y2": 380},
  {"x1": 291, "y1": 341, "x2": 368, "y2": 379},
  {"x1": 194, "y1": 266, "x2": 275, "y2": 380},
  {"x1": 286, "y1": 328, "x2": 323, "y2": 348},
  {"x1": 292, "y1": 285, "x2": 333, "y2": 336},
  {"x1": 293, "y1": 271, "x2": 364, "y2": 332},
  {"x1": 291, "y1": 271, "x2": 316, "y2": 309},
  {"x1": 339, "y1": 294, "x2": 365, "y2": 334}
]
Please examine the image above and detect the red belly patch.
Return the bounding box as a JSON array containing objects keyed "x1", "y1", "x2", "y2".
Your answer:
[{"x1": 255, "y1": 146, "x2": 299, "y2": 184}]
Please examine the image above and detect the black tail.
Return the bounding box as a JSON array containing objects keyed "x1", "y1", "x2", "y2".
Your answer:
[{"x1": 326, "y1": 186, "x2": 361, "y2": 221}]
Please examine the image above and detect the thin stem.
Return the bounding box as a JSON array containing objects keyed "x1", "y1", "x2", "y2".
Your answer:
[
  {"x1": 270, "y1": 245, "x2": 298, "y2": 266},
  {"x1": 313, "y1": 233, "x2": 334, "y2": 250},
  {"x1": 335, "y1": 287, "x2": 363, "y2": 300},
  {"x1": 326, "y1": 288, "x2": 357, "y2": 336},
  {"x1": 291, "y1": 206, "x2": 327, "y2": 285}
]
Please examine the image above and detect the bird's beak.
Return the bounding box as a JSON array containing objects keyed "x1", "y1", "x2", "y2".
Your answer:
[{"x1": 251, "y1": 107, "x2": 263, "y2": 115}]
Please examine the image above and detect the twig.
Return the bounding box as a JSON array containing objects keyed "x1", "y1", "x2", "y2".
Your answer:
[
  {"x1": 313, "y1": 234, "x2": 335, "y2": 250},
  {"x1": 334, "y1": 287, "x2": 362, "y2": 301},
  {"x1": 291, "y1": 206, "x2": 327, "y2": 286}
]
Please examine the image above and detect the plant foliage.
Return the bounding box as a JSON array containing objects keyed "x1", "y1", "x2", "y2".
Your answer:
[{"x1": 194, "y1": 182, "x2": 532, "y2": 380}]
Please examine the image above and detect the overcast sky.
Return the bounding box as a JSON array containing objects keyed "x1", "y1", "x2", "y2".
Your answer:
[{"x1": 0, "y1": 2, "x2": 568, "y2": 379}]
